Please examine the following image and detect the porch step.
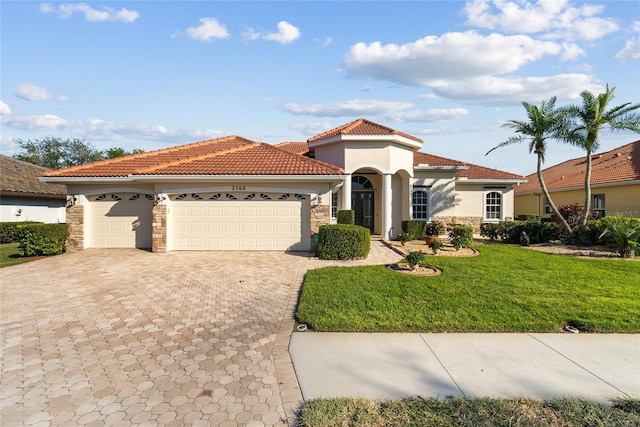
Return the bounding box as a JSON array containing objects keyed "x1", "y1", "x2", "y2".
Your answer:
[{"x1": 370, "y1": 234, "x2": 384, "y2": 241}]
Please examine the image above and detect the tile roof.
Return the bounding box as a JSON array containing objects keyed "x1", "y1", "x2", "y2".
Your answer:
[
  {"x1": 415, "y1": 151, "x2": 526, "y2": 181},
  {"x1": 274, "y1": 142, "x2": 310, "y2": 155},
  {"x1": 308, "y1": 118, "x2": 423, "y2": 143},
  {"x1": 43, "y1": 136, "x2": 343, "y2": 178},
  {"x1": 515, "y1": 140, "x2": 640, "y2": 193},
  {"x1": 1, "y1": 155, "x2": 66, "y2": 198}
]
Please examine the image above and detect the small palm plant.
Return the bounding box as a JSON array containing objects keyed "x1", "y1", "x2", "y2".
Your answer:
[{"x1": 599, "y1": 217, "x2": 640, "y2": 258}]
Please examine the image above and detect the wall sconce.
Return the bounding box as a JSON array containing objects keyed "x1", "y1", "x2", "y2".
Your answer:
[
  {"x1": 154, "y1": 194, "x2": 166, "y2": 206},
  {"x1": 66, "y1": 195, "x2": 77, "y2": 207}
]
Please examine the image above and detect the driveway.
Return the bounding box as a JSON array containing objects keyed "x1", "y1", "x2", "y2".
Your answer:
[{"x1": 1, "y1": 249, "x2": 312, "y2": 426}]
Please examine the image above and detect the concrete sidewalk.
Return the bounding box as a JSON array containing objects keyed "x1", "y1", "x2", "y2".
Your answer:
[{"x1": 290, "y1": 333, "x2": 640, "y2": 404}]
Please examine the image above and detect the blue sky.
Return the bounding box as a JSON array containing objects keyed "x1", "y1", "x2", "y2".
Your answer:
[{"x1": 1, "y1": 0, "x2": 639, "y2": 175}]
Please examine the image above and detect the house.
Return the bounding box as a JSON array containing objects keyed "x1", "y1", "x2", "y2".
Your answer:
[
  {"x1": 0, "y1": 155, "x2": 66, "y2": 223},
  {"x1": 41, "y1": 119, "x2": 526, "y2": 252},
  {"x1": 515, "y1": 140, "x2": 640, "y2": 218}
]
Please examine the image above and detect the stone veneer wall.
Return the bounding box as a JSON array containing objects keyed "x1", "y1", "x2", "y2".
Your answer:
[
  {"x1": 310, "y1": 205, "x2": 330, "y2": 250},
  {"x1": 432, "y1": 216, "x2": 486, "y2": 233},
  {"x1": 152, "y1": 204, "x2": 168, "y2": 253},
  {"x1": 66, "y1": 204, "x2": 84, "y2": 251}
]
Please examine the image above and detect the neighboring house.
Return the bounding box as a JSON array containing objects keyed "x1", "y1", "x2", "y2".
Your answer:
[
  {"x1": 515, "y1": 140, "x2": 640, "y2": 219},
  {"x1": 0, "y1": 155, "x2": 66, "y2": 223},
  {"x1": 42, "y1": 119, "x2": 525, "y2": 252}
]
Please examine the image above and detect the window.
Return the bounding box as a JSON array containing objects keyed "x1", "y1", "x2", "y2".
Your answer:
[
  {"x1": 331, "y1": 192, "x2": 339, "y2": 219},
  {"x1": 544, "y1": 197, "x2": 552, "y2": 215},
  {"x1": 485, "y1": 191, "x2": 502, "y2": 220},
  {"x1": 412, "y1": 188, "x2": 429, "y2": 220},
  {"x1": 593, "y1": 194, "x2": 605, "y2": 217}
]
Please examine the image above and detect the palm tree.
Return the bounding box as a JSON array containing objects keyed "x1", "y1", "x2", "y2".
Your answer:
[
  {"x1": 486, "y1": 97, "x2": 573, "y2": 236},
  {"x1": 563, "y1": 85, "x2": 640, "y2": 226}
]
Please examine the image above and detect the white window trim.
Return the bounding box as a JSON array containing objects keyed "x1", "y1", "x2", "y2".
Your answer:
[
  {"x1": 484, "y1": 190, "x2": 503, "y2": 222},
  {"x1": 411, "y1": 187, "x2": 430, "y2": 221}
]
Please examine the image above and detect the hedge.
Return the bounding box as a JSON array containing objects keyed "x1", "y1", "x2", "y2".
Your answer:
[
  {"x1": 401, "y1": 220, "x2": 427, "y2": 240},
  {"x1": 316, "y1": 224, "x2": 370, "y2": 260},
  {"x1": 18, "y1": 223, "x2": 69, "y2": 256},
  {"x1": 336, "y1": 210, "x2": 355, "y2": 225},
  {"x1": 0, "y1": 221, "x2": 42, "y2": 244},
  {"x1": 480, "y1": 220, "x2": 558, "y2": 244}
]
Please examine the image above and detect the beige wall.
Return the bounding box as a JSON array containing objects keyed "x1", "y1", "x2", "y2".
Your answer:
[
  {"x1": 515, "y1": 183, "x2": 640, "y2": 218},
  {"x1": 413, "y1": 171, "x2": 457, "y2": 219},
  {"x1": 455, "y1": 183, "x2": 515, "y2": 221}
]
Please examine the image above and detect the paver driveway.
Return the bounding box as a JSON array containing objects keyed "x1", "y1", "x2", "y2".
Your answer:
[{"x1": 1, "y1": 249, "x2": 311, "y2": 426}]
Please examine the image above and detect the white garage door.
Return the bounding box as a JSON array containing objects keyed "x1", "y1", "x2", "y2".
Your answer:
[
  {"x1": 89, "y1": 193, "x2": 153, "y2": 248},
  {"x1": 171, "y1": 192, "x2": 309, "y2": 251}
]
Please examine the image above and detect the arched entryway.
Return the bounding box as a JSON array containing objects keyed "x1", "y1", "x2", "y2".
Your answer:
[{"x1": 351, "y1": 175, "x2": 374, "y2": 232}]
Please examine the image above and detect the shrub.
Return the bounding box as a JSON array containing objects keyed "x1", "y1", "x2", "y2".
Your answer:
[
  {"x1": 396, "y1": 231, "x2": 412, "y2": 244},
  {"x1": 0, "y1": 221, "x2": 42, "y2": 244},
  {"x1": 336, "y1": 210, "x2": 355, "y2": 225},
  {"x1": 17, "y1": 223, "x2": 68, "y2": 256},
  {"x1": 316, "y1": 224, "x2": 370, "y2": 260},
  {"x1": 405, "y1": 250, "x2": 424, "y2": 265},
  {"x1": 425, "y1": 220, "x2": 446, "y2": 236},
  {"x1": 515, "y1": 214, "x2": 541, "y2": 221},
  {"x1": 595, "y1": 216, "x2": 640, "y2": 257},
  {"x1": 480, "y1": 222, "x2": 505, "y2": 241},
  {"x1": 551, "y1": 204, "x2": 599, "y2": 242},
  {"x1": 401, "y1": 220, "x2": 427, "y2": 240},
  {"x1": 449, "y1": 225, "x2": 474, "y2": 248}
]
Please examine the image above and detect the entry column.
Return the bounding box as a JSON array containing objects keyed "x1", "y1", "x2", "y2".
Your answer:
[
  {"x1": 342, "y1": 174, "x2": 352, "y2": 210},
  {"x1": 382, "y1": 173, "x2": 392, "y2": 239}
]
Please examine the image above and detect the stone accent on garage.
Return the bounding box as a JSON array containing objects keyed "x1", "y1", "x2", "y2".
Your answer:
[
  {"x1": 152, "y1": 203, "x2": 167, "y2": 253},
  {"x1": 433, "y1": 216, "x2": 484, "y2": 233},
  {"x1": 310, "y1": 204, "x2": 330, "y2": 234},
  {"x1": 66, "y1": 204, "x2": 84, "y2": 251}
]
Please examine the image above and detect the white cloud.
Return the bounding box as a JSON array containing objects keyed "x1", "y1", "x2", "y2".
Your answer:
[
  {"x1": 0, "y1": 101, "x2": 11, "y2": 115},
  {"x1": 0, "y1": 113, "x2": 225, "y2": 143},
  {"x1": 290, "y1": 121, "x2": 334, "y2": 136},
  {"x1": 428, "y1": 74, "x2": 604, "y2": 105},
  {"x1": 282, "y1": 99, "x2": 413, "y2": 117},
  {"x1": 388, "y1": 109, "x2": 469, "y2": 122},
  {"x1": 176, "y1": 18, "x2": 229, "y2": 41},
  {"x1": 241, "y1": 26, "x2": 261, "y2": 42},
  {"x1": 39, "y1": 2, "x2": 139, "y2": 23},
  {"x1": 344, "y1": 31, "x2": 562, "y2": 85},
  {"x1": 263, "y1": 21, "x2": 301, "y2": 44},
  {"x1": 615, "y1": 38, "x2": 640, "y2": 62},
  {"x1": 322, "y1": 37, "x2": 333, "y2": 47},
  {"x1": 15, "y1": 83, "x2": 67, "y2": 101},
  {"x1": 462, "y1": 0, "x2": 618, "y2": 41}
]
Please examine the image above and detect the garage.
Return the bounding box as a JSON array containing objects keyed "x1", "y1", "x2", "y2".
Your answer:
[
  {"x1": 88, "y1": 193, "x2": 153, "y2": 248},
  {"x1": 170, "y1": 192, "x2": 310, "y2": 251}
]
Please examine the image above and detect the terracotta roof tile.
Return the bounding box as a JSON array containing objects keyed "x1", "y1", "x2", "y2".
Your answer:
[
  {"x1": 274, "y1": 142, "x2": 310, "y2": 155},
  {"x1": 414, "y1": 151, "x2": 526, "y2": 181},
  {"x1": 308, "y1": 118, "x2": 423, "y2": 143},
  {"x1": 1, "y1": 155, "x2": 66, "y2": 198},
  {"x1": 44, "y1": 136, "x2": 343, "y2": 178},
  {"x1": 515, "y1": 140, "x2": 640, "y2": 193}
]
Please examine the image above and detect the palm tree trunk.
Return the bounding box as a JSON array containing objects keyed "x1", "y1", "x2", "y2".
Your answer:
[
  {"x1": 580, "y1": 148, "x2": 593, "y2": 227},
  {"x1": 537, "y1": 155, "x2": 572, "y2": 236}
]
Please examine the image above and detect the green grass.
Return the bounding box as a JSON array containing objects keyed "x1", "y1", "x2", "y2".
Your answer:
[
  {"x1": 0, "y1": 243, "x2": 34, "y2": 268},
  {"x1": 296, "y1": 245, "x2": 640, "y2": 332},
  {"x1": 297, "y1": 397, "x2": 640, "y2": 427}
]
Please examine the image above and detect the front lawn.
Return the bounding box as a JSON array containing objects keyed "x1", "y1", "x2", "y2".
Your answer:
[
  {"x1": 0, "y1": 243, "x2": 32, "y2": 268},
  {"x1": 296, "y1": 245, "x2": 640, "y2": 332},
  {"x1": 297, "y1": 397, "x2": 640, "y2": 427}
]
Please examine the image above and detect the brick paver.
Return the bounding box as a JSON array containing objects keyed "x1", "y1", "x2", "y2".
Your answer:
[{"x1": 1, "y1": 241, "x2": 401, "y2": 426}]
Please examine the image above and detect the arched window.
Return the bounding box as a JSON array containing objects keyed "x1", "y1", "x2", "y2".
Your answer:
[
  {"x1": 485, "y1": 191, "x2": 502, "y2": 220},
  {"x1": 352, "y1": 176, "x2": 373, "y2": 190},
  {"x1": 412, "y1": 188, "x2": 429, "y2": 221}
]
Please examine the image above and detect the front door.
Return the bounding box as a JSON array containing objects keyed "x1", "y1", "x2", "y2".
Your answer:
[{"x1": 352, "y1": 191, "x2": 374, "y2": 232}]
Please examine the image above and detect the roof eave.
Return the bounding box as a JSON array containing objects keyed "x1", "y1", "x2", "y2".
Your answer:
[
  {"x1": 39, "y1": 176, "x2": 134, "y2": 184},
  {"x1": 515, "y1": 178, "x2": 640, "y2": 194},
  {"x1": 130, "y1": 174, "x2": 347, "y2": 182},
  {"x1": 309, "y1": 134, "x2": 422, "y2": 150},
  {"x1": 457, "y1": 178, "x2": 527, "y2": 185},
  {"x1": 415, "y1": 165, "x2": 469, "y2": 171}
]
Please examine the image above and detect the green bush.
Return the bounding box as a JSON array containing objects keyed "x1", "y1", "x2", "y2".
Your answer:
[
  {"x1": 425, "y1": 220, "x2": 446, "y2": 236},
  {"x1": 17, "y1": 223, "x2": 68, "y2": 256},
  {"x1": 449, "y1": 225, "x2": 474, "y2": 247},
  {"x1": 594, "y1": 216, "x2": 640, "y2": 257},
  {"x1": 516, "y1": 214, "x2": 541, "y2": 221},
  {"x1": 0, "y1": 221, "x2": 42, "y2": 244},
  {"x1": 481, "y1": 221, "x2": 557, "y2": 244},
  {"x1": 337, "y1": 210, "x2": 355, "y2": 225},
  {"x1": 317, "y1": 224, "x2": 370, "y2": 260},
  {"x1": 401, "y1": 220, "x2": 427, "y2": 240}
]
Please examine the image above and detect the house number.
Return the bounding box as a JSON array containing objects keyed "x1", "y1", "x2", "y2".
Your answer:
[{"x1": 232, "y1": 185, "x2": 246, "y2": 191}]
